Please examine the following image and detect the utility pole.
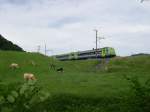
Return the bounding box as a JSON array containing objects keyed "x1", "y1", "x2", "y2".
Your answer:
[
  {"x1": 94, "y1": 29, "x2": 98, "y2": 50},
  {"x1": 93, "y1": 29, "x2": 105, "y2": 58},
  {"x1": 45, "y1": 43, "x2": 47, "y2": 55},
  {"x1": 37, "y1": 45, "x2": 41, "y2": 53},
  {"x1": 93, "y1": 29, "x2": 98, "y2": 57}
]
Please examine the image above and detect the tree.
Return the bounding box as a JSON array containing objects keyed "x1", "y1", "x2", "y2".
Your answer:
[{"x1": 0, "y1": 34, "x2": 24, "y2": 52}]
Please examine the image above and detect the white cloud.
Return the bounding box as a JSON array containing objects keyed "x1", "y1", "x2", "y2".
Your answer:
[{"x1": 0, "y1": 0, "x2": 150, "y2": 56}]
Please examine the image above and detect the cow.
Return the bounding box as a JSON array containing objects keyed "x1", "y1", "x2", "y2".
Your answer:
[{"x1": 56, "y1": 67, "x2": 64, "y2": 73}]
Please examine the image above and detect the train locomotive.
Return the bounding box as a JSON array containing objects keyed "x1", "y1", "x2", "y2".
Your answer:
[{"x1": 54, "y1": 47, "x2": 116, "y2": 61}]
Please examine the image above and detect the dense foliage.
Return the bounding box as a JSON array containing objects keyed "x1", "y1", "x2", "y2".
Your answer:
[
  {"x1": 0, "y1": 80, "x2": 50, "y2": 112},
  {"x1": 0, "y1": 34, "x2": 23, "y2": 51}
]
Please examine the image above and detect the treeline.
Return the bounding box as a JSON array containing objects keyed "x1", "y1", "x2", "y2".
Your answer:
[{"x1": 0, "y1": 34, "x2": 24, "y2": 51}]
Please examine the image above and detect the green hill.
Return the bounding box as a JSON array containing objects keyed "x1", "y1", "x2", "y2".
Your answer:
[
  {"x1": 0, "y1": 51, "x2": 150, "y2": 96},
  {"x1": 0, "y1": 51, "x2": 150, "y2": 112},
  {"x1": 0, "y1": 34, "x2": 24, "y2": 51}
]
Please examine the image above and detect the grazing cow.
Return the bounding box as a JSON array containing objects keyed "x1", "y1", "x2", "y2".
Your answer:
[
  {"x1": 24, "y1": 73, "x2": 36, "y2": 81},
  {"x1": 9, "y1": 63, "x2": 19, "y2": 69},
  {"x1": 56, "y1": 67, "x2": 64, "y2": 73}
]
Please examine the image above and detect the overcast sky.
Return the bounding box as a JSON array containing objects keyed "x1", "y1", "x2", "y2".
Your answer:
[{"x1": 0, "y1": 0, "x2": 150, "y2": 56}]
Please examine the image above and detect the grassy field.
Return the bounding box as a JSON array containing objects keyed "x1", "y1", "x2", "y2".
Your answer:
[{"x1": 0, "y1": 51, "x2": 150, "y2": 112}]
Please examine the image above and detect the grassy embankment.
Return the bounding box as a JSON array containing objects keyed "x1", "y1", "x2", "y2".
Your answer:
[{"x1": 0, "y1": 51, "x2": 150, "y2": 112}]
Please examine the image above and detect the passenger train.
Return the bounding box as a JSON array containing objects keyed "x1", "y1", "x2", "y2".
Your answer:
[{"x1": 54, "y1": 47, "x2": 116, "y2": 61}]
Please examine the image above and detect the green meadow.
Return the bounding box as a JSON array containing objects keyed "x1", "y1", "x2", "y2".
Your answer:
[{"x1": 0, "y1": 51, "x2": 150, "y2": 112}]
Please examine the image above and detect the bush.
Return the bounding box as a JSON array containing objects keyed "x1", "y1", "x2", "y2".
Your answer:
[{"x1": 0, "y1": 80, "x2": 50, "y2": 112}]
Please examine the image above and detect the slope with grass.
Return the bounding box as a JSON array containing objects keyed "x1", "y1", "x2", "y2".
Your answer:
[
  {"x1": 0, "y1": 51, "x2": 150, "y2": 112},
  {"x1": 0, "y1": 51, "x2": 150, "y2": 96}
]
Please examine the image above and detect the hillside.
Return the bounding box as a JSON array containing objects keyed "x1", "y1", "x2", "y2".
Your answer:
[
  {"x1": 0, "y1": 34, "x2": 23, "y2": 51},
  {"x1": 0, "y1": 51, "x2": 150, "y2": 95},
  {"x1": 0, "y1": 51, "x2": 150, "y2": 112}
]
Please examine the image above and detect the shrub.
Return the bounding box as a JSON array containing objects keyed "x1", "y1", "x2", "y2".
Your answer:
[{"x1": 0, "y1": 80, "x2": 50, "y2": 112}]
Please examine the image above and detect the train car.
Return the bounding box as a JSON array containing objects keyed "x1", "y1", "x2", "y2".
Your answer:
[{"x1": 54, "y1": 47, "x2": 116, "y2": 61}]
